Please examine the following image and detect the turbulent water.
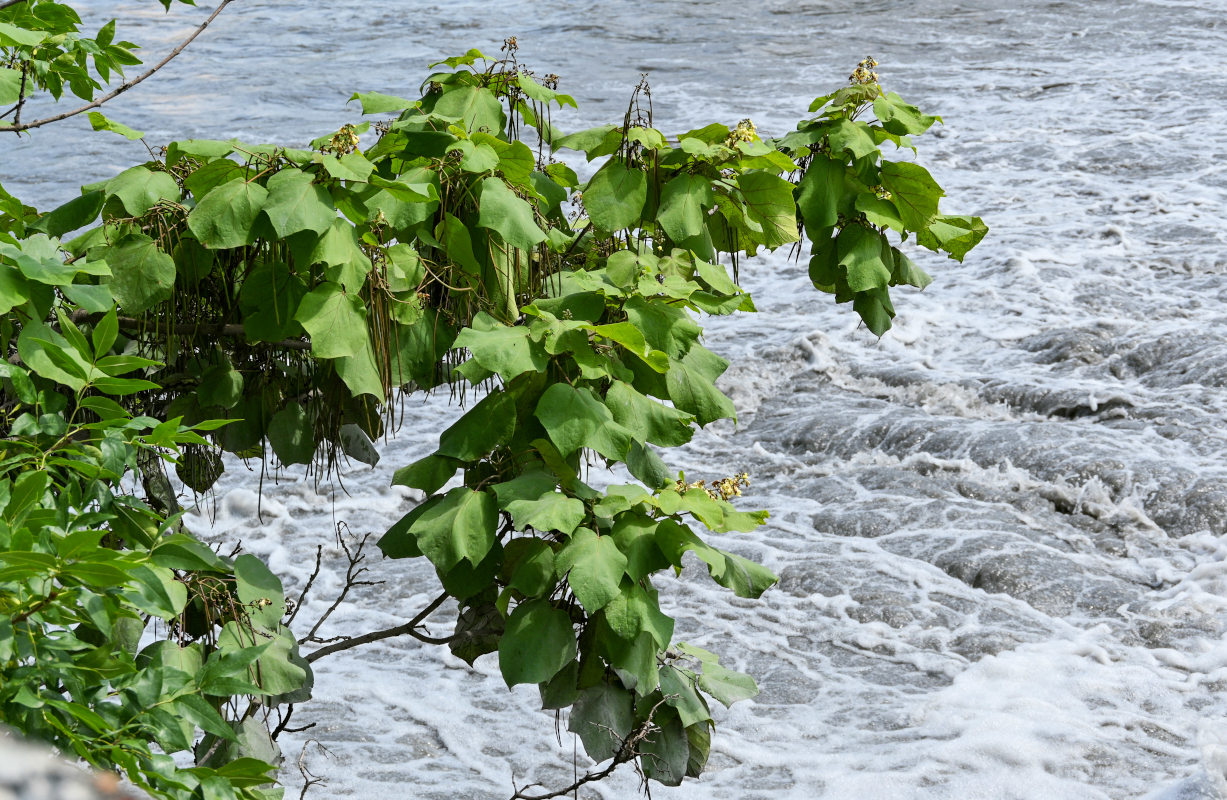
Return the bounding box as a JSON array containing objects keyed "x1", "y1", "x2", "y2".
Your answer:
[{"x1": 8, "y1": 1, "x2": 1227, "y2": 797}]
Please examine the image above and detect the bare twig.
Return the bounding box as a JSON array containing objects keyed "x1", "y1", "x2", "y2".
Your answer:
[
  {"x1": 296, "y1": 740, "x2": 329, "y2": 800},
  {"x1": 508, "y1": 698, "x2": 670, "y2": 800},
  {"x1": 298, "y1": 529, "x2": 380, "y2": 645},
  {"x1": 0, "y1": 0, "x2": 237, "y2": 134},
  {"x1": 285, "y1": 545, "x2": 323, "y2": 626},
  {"x1": 304, "y1": 590, "x2": 451, "y2": 663}
]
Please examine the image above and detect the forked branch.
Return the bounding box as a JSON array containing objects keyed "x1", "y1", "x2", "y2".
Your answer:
[{"x1": 0, "y1": 0, "x2": 236, "y2": 133}]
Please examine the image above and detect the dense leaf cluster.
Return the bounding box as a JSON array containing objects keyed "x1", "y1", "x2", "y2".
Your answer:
[{"x1": 1, "y1": 26, "x2": 985, "y2": 798}]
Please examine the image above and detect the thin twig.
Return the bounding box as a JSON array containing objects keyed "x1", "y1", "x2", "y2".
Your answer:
[
  {"x1": 0, "y1": 0, "x2": 237, "y2": 134},
  {"x1": 298, "y1": 530, "x2": 380, "y2": 644},
  {"x1": 509, "y1": 698, "x2": 669, "y2": 800},
  {"x1": 285, "y1": 545, "x2": 323, "y2": 625},
  {"x1": 304, "y1": 590, "x2": 451, "y2": 663}
]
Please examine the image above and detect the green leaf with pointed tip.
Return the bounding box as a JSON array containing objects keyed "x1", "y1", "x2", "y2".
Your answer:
[
  {"x1": 453, "y1": 312, "x2": 547, "y2": 381},
  {"x1": 916, "y1": 214, "x2": 988, "y2": 262},
  {"x1": 262, "y1": 168, "x2": 336, "y2": 238},
  {"x1": 187, "y1": 179, "x2": 269, "y2": 249},
  {"x1": 624, "y1": 295, "x2": 701, "y2": 359},
  {"x1": 552, "y1": 125, "x2": 619, "y2": 159},
  {"x1": 106, "y1": 233, "x2": 176, "y2": 313},
  {"x1": 604, "y1": 582, "x2": 673, "y2": 647},
  {"x1": 233, "y1": 554, "x2": 285, "y2": 630},
  {"x1": 0, "y1": 22, "x2": 46, "y2": 47},
  {"x1": 737, "y1": 170, "x2": 799, "y2": 248},
  {"x1": 87, "y1": 111, "x2": 143, "y2": 140},
  {"x1": 408, "y1": 487, "x2": 497, "y2": 571},
  {"x1": 30, "y1": 191, "x2": 104, "y2": 238},
  {"x1": 827, "y1": 118, "x2": 879, "y2": 160},
  {"x1": 433, "y1": 85, "x2": 506, "y2": 134},
  {"x1": 796, "y1": 153, "x2": 845, "y2": 237},
  {"x1": 605, "y1": 380, "x2": 695, "y2": 447},
  {"x1": 873, "y1": 91, "x2": 939, "y2": 136},
  {"x1": 641, "y1": 712, "x2": 689, "y2": 786},
  {"x1": 697, "y1": 660, "x2": 758, "y2": 707},
  {"x1": 657, "y1": 174, "x2": 713, "y2": 242},
  {"x1": 855, "y1": 193, "x2": 905, "y2": 232},
  {"x1": 879, "y1": 160, "x2": 944, "y2": 231},
  {"x1": 349, "y1": 91, "x2": 417, "y2": 114},
  {"x1": 610, "y1": 513, "x2": 669, "y2": 581},
  {"x1": 294, "y1": 282, "x2": 367, "y2": 358},
  {"x1": 568, "y1": 683, "x2": 634, "y2": 763},
  {"x1": 655, "y1": 522, "x2": 777, "y2": 598},
  {"x1": 267, "y1": 403, "x2": 314, "y2": 465},
  {"x1": 476, "y1": 177, "x2": 546, "y2": 251},
  {"x1": 555, "y1": 527, "x2": 626, "y2": 612},
  {"x1": 665, "y1": 353, "x2": 735, "y2": 426},
  {"x1": 502, "y1": 538, "x2": 556, "y2": 597},
  {"x1": 105, "y1": 166, "x2": 179, "y2": 216},
  {"x1": 498, "y1": 598, "x2": 576, "y2": 687},
  {"x1": 438, "y1": 390, "x2": 516, "y2": 461},
  {"x1": 505, "y1": 492, "x2": 586, "y2": 535},
  {"x1": 837, "y1": 226, "x2": 891, "y2": 292},
  {"x1": 583, "y1": 158, "x2": 647, "y2": 232},
  {"x1": 659, "y1": 666, "x2": 712, "y2": 727},
  {"x1": 391, "y1": 454, "x2": 461, "y2": 495},
  {"x1": 535, "y1": 383, "x2": 634, "y2": 461},
  {"x1": 853, "y1": 286, "x2": 896, "y2": 336}
]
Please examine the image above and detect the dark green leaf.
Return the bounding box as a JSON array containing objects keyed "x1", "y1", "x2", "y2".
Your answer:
[
  {"x1": 497, "y1": 598, "x2": 576, "y2": 687},
  {"x1": 583, "y1": 159, "x2": 647, "y2": 232}
]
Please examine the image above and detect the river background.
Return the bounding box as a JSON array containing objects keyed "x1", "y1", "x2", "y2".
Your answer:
[{"x1": 6, "y1": 1, "x2": 1227, "y2": 798}]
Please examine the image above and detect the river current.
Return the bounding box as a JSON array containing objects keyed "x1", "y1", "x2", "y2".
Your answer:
[{"x1": 6, "y1": 1, "x2": 1227, "y2": 798}]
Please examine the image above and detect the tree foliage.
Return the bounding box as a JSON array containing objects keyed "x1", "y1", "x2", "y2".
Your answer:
[{"x1": 1, "y1": 15, "x2": 985, "y2": 797}]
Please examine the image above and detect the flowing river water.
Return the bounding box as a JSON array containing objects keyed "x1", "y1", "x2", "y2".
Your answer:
[{"x1": 7, "y1": 1, "x2": 1227, "y2": 797}]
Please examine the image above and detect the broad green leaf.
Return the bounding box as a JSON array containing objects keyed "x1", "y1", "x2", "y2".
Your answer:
[
  {"x1": 916, "y1": 214, "x2": 988, "y2": 262},
  {"x1": 197, "y1": 363, "x2": 243, "y2": 409},
  {"x1": 568, "y1": 683, "x2": 634, "y2": 763},
  {"x1": 124, "y1": 564, "x2": 188, "y2": 619},
  {"x1": 349, "y1": 90, "x2": 417, "y2": 114},
  {"x1": 605, "y1": 380, "x2": 695, "y2": 447},
  {"x1": 437, "y1": 390, "x2": 516, "y2": 461},
  {"x1": 655, "y1": 522, "x2": 777, "y2": 598},
  {"x1": 552, "y1": 125, "x2": 619, "y2": 159},
  {"x1": 294, "y1": 281, "x2": 368, "y2": 358},
  {"x1": 555, "y1": 527, "x2": 627, "y2": 612},
  {"x1": 234, "y1": 554, "x2": 285, "y2": 630},
  {"x1": 436, "y1": 212, "x2": 483, "y2": 274},
  {"x1": 240, "y1": 260, "x2": 307, "y2": 342},
  {"x1": 736, "y1": 170, "x2": 799, "y2": 248},
  {"x1": 534, "y1": 383, "x2": 634, "y2": 461},
  {"x1": 166, "y1": 138, "x2": 234, "y2": 166},
  {"x1": 453, "y1": 312, "x2": 547, "y2": 381},
  {"x1": 623, "y1": 295, "x2": 701, "y2": 358},
  {"x1": 873, "y1": 91, "x2": 939, "y2": 136},
  {"x1": 855, "y1": 193, "x2": 905, "y2": 232},
  {"x1": 583, "y1": 159, "x2": 647, "y2": 232},
  {"x1": 391, "y1": 454, "x2": 461, "y2": 495},
  {"x1": 604, "y1": 582, "x2": 673, "y2": 648},
  {"x1": 30, "y1": 191, "x2": 104, "y2": 238},
  {"x1": 476, "y1": 177, "x2": 546, "y2": 251},
  {"x1": 502, "y1": 538, "x2": 556, "y2": 597},
  {"x1": 268, "y1": 403, "x2": 315, "y2": 465},
  {"x1": 697, "y1": 660, "x2": 758, "y2": 707},
  {"x1": 665, "y1": 353, "x2": 735, "y2": 426},
  {"x1": 879, "y1": 160, "x2": 944, "y2": 231},
  {"x1": 610, "y1": 512, "x2": 670, "y2": 581},
  {"x1": 657, "y1": 174, "x2": 713, "y2": 242},
  {"x1": 104, "y1": 166, "x2": 179, "y2": 216},
  {"x1": 312, "y1": 217, "x2": 371, "y2": 292},
  {"x1": 106, "y1": 233, "x2": 176, "y2": 313},
  {"x1": 187, "y1": 179, "x2": 269, "y2": 249},
  {"x1": 837, "y1": 226, "x2": 891, "y2": 292},
  {"x1": 796, "y1": 154, "x2": 845, "y2": 236},
  {"x1": 87, "y1": 111, "x2": 144, "y2": 140},
  {"x1": 0, "y1": 22, "x2": 47, "y2": 47},
  {"x1": 505, "y1": 492, "x2": 586, "y2": 535},
  {"x1": 659, "y1": 666, "x2": 711, "y2": 727},
  {"x1": 432, "y1": 84, "x2": 505, "y2": 134},
  {"x1": 498, "y1": 598, "x2": 576, "y2": 687},
  {"x1": 827, "y1": 118, "x2": 878, "y2": 160},
  {"x1": 640, "y1": 712, "x2": 689, "y2": 786},
  {"x1": 853, "y1": 286, "x2": 895, "y2": 336},
  {"x1": 262, "y1": 168, "x2": 336, "y2": 238},
  {"x1": 408, "y1": 487, "x2": 498, "y2": 571}
]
